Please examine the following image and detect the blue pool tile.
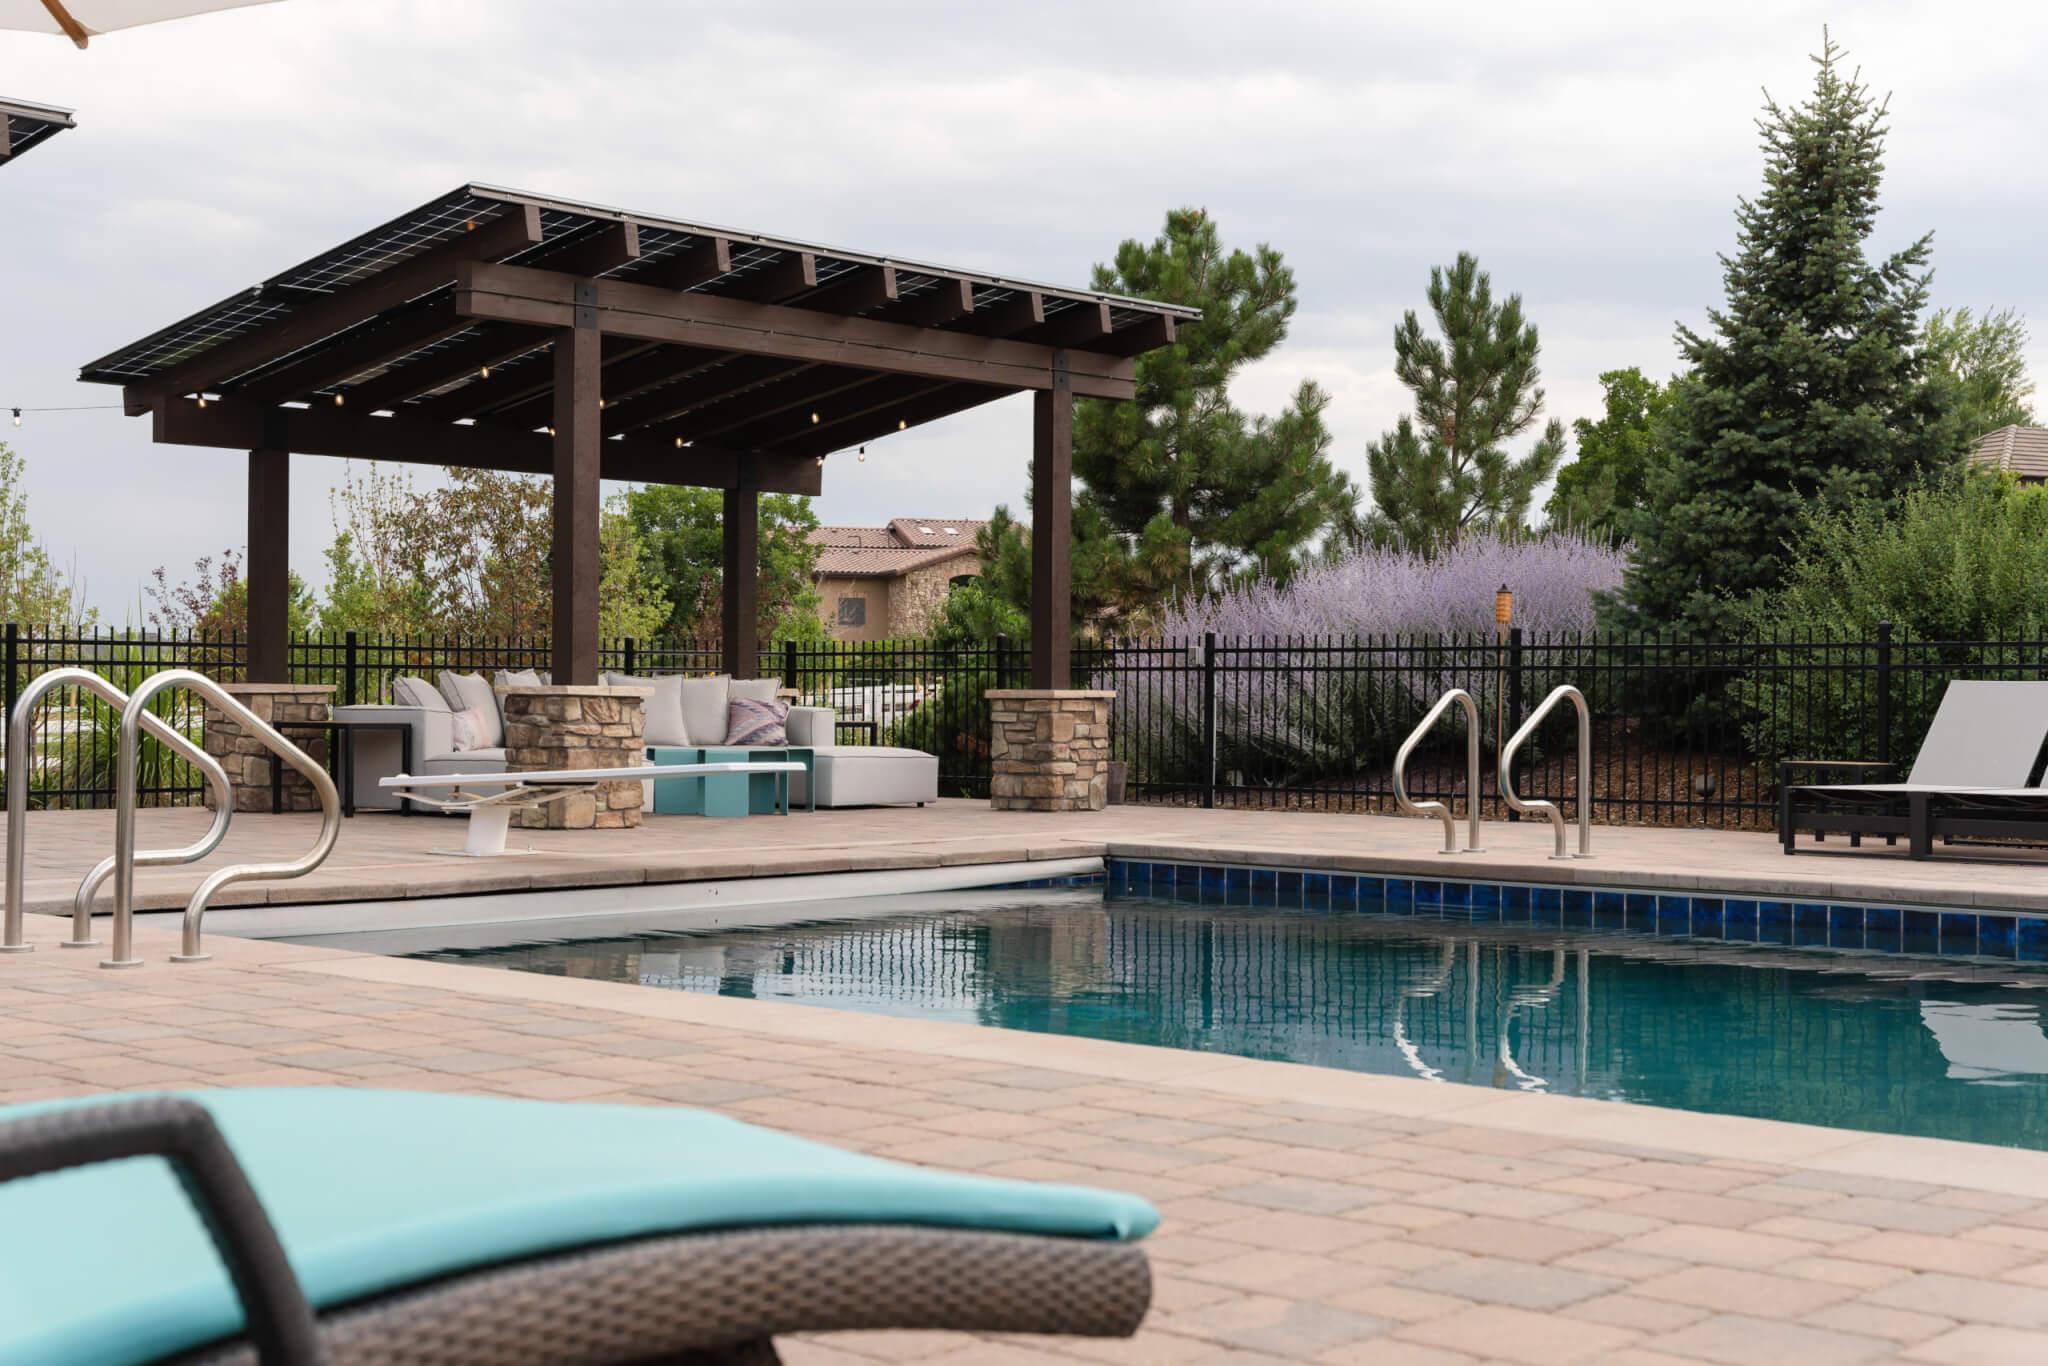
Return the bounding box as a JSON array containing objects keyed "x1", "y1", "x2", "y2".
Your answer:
[
  {"x1": 1757, "y1": 901, "x2": 1791, "y2": 945},
  {"x1": 1414, "y1": 880, "x2": 1443, "y2": 909},
  {"x1": 1594, "y1": 891, "x2": 1625, "y2": 930},
  {"x1": 1303, "y1": 871, "x2": 1328, "y2": 896},
  {"x1": 1793, "y1": 903, "x2": 1829, "y2": 947},
  {"x1": 1563, "y1": 889, "x2": 1593, "y2": 928},
  {"x1": 1940, "y1": 913, "x2": 1978, "y2": 957},
  {"x1": 1533, "y1": 886, "x2": 1563, "y2": 925},
  {"x1": 1385, "y1": 878, "x2": 1413, "y2": 914},
  {"x1": 1656, "y1": 895, "x2": 1690, "y2": 935},
  {"x1": 1980, "y1": 915, "x2": 2017, "y2": 959},
  {"x1": 1353, "y1": 875, "x2": 1384, "y2": 905},
  {"x1": 1691, "y1": 898, "x2": 1725, "y2": 939},
  {"x1": 1864, "y1": 907, "x2": 1901, "y2": 953},
  {"x1": 2019, "y1": 918, "x2": 2048, "y2": 963},
  {"x1": 1829, "y1": 906, "x2": 1864, "y2": 951},
  {"x1": 1226, "y1": 867, "x2": 1251, "y2": 894},
  {"x1": 1149, "y1": 863, "x2": 1177, "y2": 888},
  {"x1": 1251, "y1": 868, "x2": 1278, "y2": 896},
  {"x1": 1329, "y1": 874, "x2": 1358, "y2": 905},
  {"x1": 1200, "y1": 865, "x2": 1229, "y2": 891},
  {"x1": 1724, "y1": 900, "x2": 1758, "y2": 941},
  {"x1": 1902, "y1": 910, "x2": 1939, "y2": 955},
  {"x1": 1225, "y1": 880, "x2": 1253, "y2": 907},
  {"x1": 1503, "y1": 885, "x2": 1532, "y2": 921},
  {"x1": 1439, "y1": 881, "x2": 1471, "y2": 912},
  {"x1": 1626, "y1": 893, "x2": 1657, "y2": 934},
  {"x1": 1277, "y1": 869, "x2": 1302, "y2": 896},
  {"x1": 1473, "y1": 883, "x2": 1501, "y2": 909}
]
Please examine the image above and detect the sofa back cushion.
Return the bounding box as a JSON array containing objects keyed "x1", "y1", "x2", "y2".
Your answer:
[
  {"x1": 728, "y1": 677, "x2": 781, "y2": 704},
  {"x1": 725, "y1": 697, "x2": 790, "y2": 747},
  {"x1": 437, "y1": 672, "x2": 503, "y2": 747},
  {"x1": 392, "y1": 676, "x2": 448, "y2": 712},
  {"x1": 678, "y1": 676, "x2": 730, "y2": 748},
  {"x1": 493, "y1": 668, "x2": 546, "y2": 691},
  {"x1": 603, "y1": 671, "x2": 687, "y2": 747}
]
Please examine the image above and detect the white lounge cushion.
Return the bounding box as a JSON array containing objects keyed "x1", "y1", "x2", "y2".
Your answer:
[
  {"x1": 419, "y1": 747, "x2": 508, "y2": 775},
  {"x1": 604, "y1": 671, "x2": 687, "y2": 747},
  {"x1": 728, "y1": 677, "x2": 781, "y2": 704},
  {"x1": 392, "y1": 676, "x2": 448, "y2": 712},
  {"x1": 678, "y1": 676, "x2": 730, "y2": 749},
  {"x1": 436, "y1": 672, "x2": 503, "y2": 747},
  {"x1": 494, "y1": 668, "x2": 545, "y2": 691},
  {"x1": 812, "y1": 746, "x2": 938, "y2": 808}
]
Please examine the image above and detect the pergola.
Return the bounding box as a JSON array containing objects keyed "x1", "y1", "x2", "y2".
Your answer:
[
  {"x1": 0, "y1": 98, "x2": 74, "y2": 165},
  {"x1": 80, "y1": 185, "x2": 1196, "y2": 687}
]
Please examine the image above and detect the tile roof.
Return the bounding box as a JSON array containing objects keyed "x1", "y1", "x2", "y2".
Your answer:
[
  {"x1": 1969, "y1": 425, "x2": 2048, "y2": 481},
  {"x1": 813, "y1": 543, "x2": 977, "y2": 578},
  {"x1": 808, "y1": 517, "x2": 988, "y2": 576}
]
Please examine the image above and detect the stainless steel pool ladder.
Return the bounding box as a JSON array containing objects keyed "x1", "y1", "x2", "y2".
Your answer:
[
  {"x1": 1499, "y1": 685, "x2": 1594, "y2": 860},
  {"x1": 1393, "y1": 689, "x2": 1485, "y2": 853},
  {"x1": 108, "y1": 671, "x2": 341, "y2": 968},
  {"x1": 3, "y1": 668, "x2": 233, "y2": 955}
]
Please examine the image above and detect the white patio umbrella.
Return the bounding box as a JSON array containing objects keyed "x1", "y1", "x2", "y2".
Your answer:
[{"x1": 0, "y1": 0, "x2": 279, "y2": 47}]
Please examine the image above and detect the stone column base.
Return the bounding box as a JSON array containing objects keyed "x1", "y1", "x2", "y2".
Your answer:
[
  {"x1": 986, "y1": 689, "x2": 1114, "y2": 812},
  {"x1": 203, "y1": 683, "x2": 335, "y2": 813},
  {"x1": 501, "y1": 686, "x2": 649, "y2": 829}
]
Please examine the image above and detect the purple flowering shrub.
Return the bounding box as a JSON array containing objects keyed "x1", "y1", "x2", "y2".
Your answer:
[{"x1": 1099, "y1": 531, "x2": 1628, "y2": 783}]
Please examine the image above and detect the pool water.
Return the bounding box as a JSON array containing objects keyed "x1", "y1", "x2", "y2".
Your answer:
[{"x1": 411, "y1": 888, "x2": 2048, "y2": 1150}]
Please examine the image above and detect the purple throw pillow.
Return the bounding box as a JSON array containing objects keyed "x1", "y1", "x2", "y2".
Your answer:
[{"x1": 724, "y1": 697, "x2": 789, "y2": 746}]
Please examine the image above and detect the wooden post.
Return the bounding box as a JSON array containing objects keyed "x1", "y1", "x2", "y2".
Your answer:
[
  {"x1": 246, "y1": 447, "x2": 289, "y2": 683},
  {"x1": 551, "y1": 320, "x2": 602, "y2": 686},
  {"x1": 1030, "y1": 351, "x2": 1073, "y2": 689},
  {"x1": 722, "y1": 463, "x2": 759, "y2": 679}
]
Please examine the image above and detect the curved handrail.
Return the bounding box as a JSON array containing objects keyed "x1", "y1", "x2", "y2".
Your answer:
[
  {"x1": 1496, "y1": 948, "x2": 1567, "y2": 1092},
  {"x1": 3, "y1": 668, "x2": 232, "y2": 954},
  {"x1": 1391, "y1": 938, "x2": 1459, "y2": 1082},
  {"x1": 1392, "y1": 689, "x2": 1484, "y2": 854},
  {"x1": 1499, "y1": 685, "x2": 1593, "y2": 859},
  {"x1": 110, "y1": 671, "x2": 340, "y2": 968}
]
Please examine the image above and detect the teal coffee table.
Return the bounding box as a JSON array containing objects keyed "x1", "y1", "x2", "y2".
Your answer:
[{"x1": 647, "y1": 746, "x2": 814, "y2": 816}]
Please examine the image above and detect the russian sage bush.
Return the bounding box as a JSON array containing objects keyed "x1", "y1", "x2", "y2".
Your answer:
[{"x1": 1104, "y1": 532, "x2": 1627, "y2": 784}]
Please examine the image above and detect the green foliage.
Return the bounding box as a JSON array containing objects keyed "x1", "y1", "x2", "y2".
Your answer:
[
  {"x1": 624, "y1": 485, "x2": 822, "y2": 643},
  {"x1": 1072, "y1": 208, "x2": 1358, "y2": 597},
  {"x1": 1924, "y1": 306, "x2": 2036, "y2": 441},
  {"x1": 1365, "y1": 253, "x2": 1566, "y2": 552},
  {"x1": 147, "y1": 549, "x2": 313, "y2": 636},
  {"x1": 927, "y1": 581, "x2": 1026, "y2": 650},
  {"x1": 0, "y1": 441, "x2": 92, "y2": 627},
  {"x1": 963, "y1": 500, "x2": 1187, "y2": 643},
  {"x1": 596, "y1": 500, "x2": 673, "y2": 641},
  {"x1": 1545, "y1": 368, "x2": 1675, "y2": 539},
  {"x1": 1609, "y1": 36, "x2": 1963, "y2": 640}
]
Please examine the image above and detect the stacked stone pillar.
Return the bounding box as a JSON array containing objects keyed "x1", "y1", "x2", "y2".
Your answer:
[
  {"x1": 986, "y1": 689, "x2": 1114, "y2": 812},
  {"x1": 501, "y1": 685, "x2": 648, "y2": 829},
  {"x1": 202, "y1": 683, "x2": 334, "y2": 813}
]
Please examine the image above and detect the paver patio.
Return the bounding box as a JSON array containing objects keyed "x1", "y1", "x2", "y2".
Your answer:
[{"x1": 8, "y1": 914, "x2": 2048, "y2": 1365}]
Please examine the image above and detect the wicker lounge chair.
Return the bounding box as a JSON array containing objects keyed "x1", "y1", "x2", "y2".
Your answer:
[
  {"x1": 1779, "y1": 680, "x2": 2048, "y2": 858},
  {"x1": 0, "y1": 1088, "x2": 1155, "y2": 1366}
]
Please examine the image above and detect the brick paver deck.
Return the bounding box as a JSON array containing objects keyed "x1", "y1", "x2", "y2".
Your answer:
[{"x1": 8, "y1": 921, "x2": 2048, "y2": 1365}]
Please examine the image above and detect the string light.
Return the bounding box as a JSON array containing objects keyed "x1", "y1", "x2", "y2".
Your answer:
[
  {"x1": 815, "y1": 455, "x2": 823, "y2": 467},
  {"x1": 810, "y1": 412, "x2": 819, "y2": 424},
  {"x1": 856, "y1": 445, "x2": 866, "y2": 463},
  {"x1": 897, "y1": 419, "x2": 907, "y2": 430},
  {"x1": 479, "y1": 365, "x2": 490, "y2": 379},
  {"x1": 675, "y1": 437, "x2": 683, "y2": 448},
  {"x1": 9, "y1": 410, "x2": 17, "y2": 428},
  {"x1": 334, "y1": 393, "x2": 345, "y2": 406},
  {"x1": 196, "y1": 396, "x2": 207, "y2": 409}
]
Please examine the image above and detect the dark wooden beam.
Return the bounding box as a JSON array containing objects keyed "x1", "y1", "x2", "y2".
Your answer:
[
  {"x1": 1097, "y1": 312, "x2": 1177, "y2": 358},
  {"x1": 714, "y1": 372, "x2": 933, "y2": 451},
  {"x1": 230, "y1": 299, "x2": 468, "y2": 407},
  {"x1": 123, "y1": 204, "x2": 544, "y2": 415},
  {"x1": 1031, "y1": 353, "x2": 1074, "y2": 689},
  {"x1": 723, "y1": 251, "x2": 818, "y2": 304},
  {"x1": 776, "y1": 380, "x2": 1011, "y2": 458},
  {"x1": 246, "y1": 448, "x2": 290, "y2": 683},
  {"x1": 342, "y1": 326, "x2": 547, "y2": 412},
  {"x1": 798, "y1": 264, "x2": 897, "y2": 315},
  {"x1": 531, "y1": 222, "x2": 640, "y2": 279},
  {"x1": 457, "y1": 262, "x2": 1137, "y2": 401},
  {"x1": 722, "y1": 469, "x2": 760, "y2": 679},
  {"x1": 1029, "y1": 301, "x2": 1112, "y2": 349},
  {"x1": 890, "y1": 278, "x2": 975, "y2": 328},
  {"x1": 151, "y1": 398, "x2": 822, "y2": 495},
  {"x1": 492, "y1": 341, "x2": 722, "y2": 430},
  {"x1": 605, "y1": 355, "x2": 812, "y2": 438},
  {"x1": 422, "y1": 333, "x2": 663, "y2": 424},
  {"x1": 683, "y1": 367, "x2": 889, "y2": 443},
  {"x1": 636, "y1": 235, "x2": 732, "y2": 291},
  {"x1": 964, "y1": 290, "x2": 1044, "y2": 339},
  {"x1": 552, "y1": 323, "x2": 602, "y2": 686}
]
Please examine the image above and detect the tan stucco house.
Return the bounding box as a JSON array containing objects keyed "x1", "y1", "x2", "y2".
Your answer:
[{"x1": 810, "y1": 518, "x2": 986, "y2": 641}]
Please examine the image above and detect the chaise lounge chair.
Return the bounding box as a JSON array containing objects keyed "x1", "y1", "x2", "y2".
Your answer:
[
  {"x1": 1779, "y1": 680, "x2": 2048, "y2": 859},
  {"x1": 0, "y1": 1087, "x2": 1155, "y2": 1366}
]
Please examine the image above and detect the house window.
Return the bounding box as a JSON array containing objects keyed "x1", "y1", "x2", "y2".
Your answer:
[
  {"x1": 949, "y1": 574, "x2": 977, "y2": 591},
  {"x1": 837, "y1": 597, "x2": 867, "y2": 626}
]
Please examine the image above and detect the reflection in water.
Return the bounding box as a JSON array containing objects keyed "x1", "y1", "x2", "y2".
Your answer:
[{"x1": 419, "y1": 894, "x2": 2048, "y2": 1150}]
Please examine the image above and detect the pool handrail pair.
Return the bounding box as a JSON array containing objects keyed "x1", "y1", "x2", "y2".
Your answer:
[
  {"x1": 1393, "y1": 684, "x2": 1593, "y2": 859},
  {"x1": 3, "y1": 668, "x2": 341, "y2": 966}
]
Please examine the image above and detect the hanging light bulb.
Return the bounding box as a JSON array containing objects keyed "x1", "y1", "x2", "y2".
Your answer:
[
  {"x1": 856, "y1": 445, "x2": 867, "y2": 463},
  {"x1": 815, "y1": 455, "x2": 824, "y2": 467},
  {"x1": 547, "y1": 426, "x2": 556, "y2": 437},
  {"x1": 480, "y1": 365, "x2": 490, "y2": 379},
  {"x1": 897, "y1": 419, "x2": 907, "y2": 430},
  {"x1": 810, "y1": 412, "x2": 820, "y2": 424},
  {"x1": 9, "y1": 410, "x2": 18, "y2": 428},
  {"x1": 675, "y1": 437, "x2": 683, "y2": 448},
  {"x1": 334, "y1": 392, "x2": 345, "y2": 406},
  {"x1": 598, "y1": 398, "x2": 606, "y2": 409},
  {"x1": 196, "y1": 396, "x2": 208, "y2": 409}
]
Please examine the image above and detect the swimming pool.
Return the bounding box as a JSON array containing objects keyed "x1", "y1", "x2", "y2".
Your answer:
[{"x1": 402, "y1": 881, "x2": 2048, "y2": 1151}]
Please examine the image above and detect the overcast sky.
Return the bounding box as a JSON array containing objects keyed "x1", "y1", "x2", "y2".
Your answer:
[{"x1": 3, "y1": 0, "x2": 2043, "y2": 618}]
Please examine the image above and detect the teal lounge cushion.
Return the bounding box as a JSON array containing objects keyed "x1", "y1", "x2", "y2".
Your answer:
[{"x1": 0, "y1": 1088, "x2": 1157, "y2": 1366}]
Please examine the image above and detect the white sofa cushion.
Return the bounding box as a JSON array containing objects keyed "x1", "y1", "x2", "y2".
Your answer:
[
  {"x1": 494, "y1": 668, "x2": 546, "y2": 691},
  {"x1": 437, "y1": 672, "x2": 503, "y2": 746},
  {"x1": 729, "y1": 677, "x2": 780, "y2": 704},
  {"x1": 604, "y1": 672, "x2": 688, "y2": 747},
  {"x1": 677, "y1": 676, "x2": 729, "y2": 748},
  {"x1": 392, "y1": 676, "x2": 447, "y2": 712},
  {"x1": 419, "y1": 747, "x2": 509, "y2": 776},
  {"x1": 812, "y1": 746, "x2": 938, "y2": 808}
]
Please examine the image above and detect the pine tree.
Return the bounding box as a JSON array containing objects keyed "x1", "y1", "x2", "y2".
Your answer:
[
  {"x1": 1606, "y1": 35, "x2": 1962, "y2": 639},
  {"x1": 1072, "y1": 209, "x2": 1357, "y2": 595},
  {"x1": 1365, "y1": 253, "x2": 1566, "y2": 552},
  {"x1": 1545, "y1": 368, "x2": 1676, "y2": 541}
]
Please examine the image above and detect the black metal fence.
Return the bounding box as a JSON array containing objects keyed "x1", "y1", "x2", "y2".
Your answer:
[{"x1": 5, "y1": 622, "x2": 2045, "y2": 825}]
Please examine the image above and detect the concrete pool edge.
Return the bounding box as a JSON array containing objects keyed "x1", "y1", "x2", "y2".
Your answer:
[{"x1": 291, "y1": 943, "x2": 2048, "y2": 1202}]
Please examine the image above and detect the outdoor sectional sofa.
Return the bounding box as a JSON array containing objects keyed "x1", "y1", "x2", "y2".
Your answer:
[
  {"x1": 1779, "y1": 679, "x2": 2048, "y2": 859},
  {"x1": 0, "y1": 1088, "x2": 1154, "y2": 1365}
]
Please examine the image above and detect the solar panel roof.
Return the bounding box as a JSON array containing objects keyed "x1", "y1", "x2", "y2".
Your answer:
[{"x1": 0, "y1": 98, "x2": 75, "y2": 165}]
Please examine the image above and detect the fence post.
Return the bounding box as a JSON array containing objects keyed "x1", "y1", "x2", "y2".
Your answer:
[
  {"x1": 1506, "y1": 626, "x2": 1525, "y2": 821},
  {"x1": 1201, "y1": 631, "x2": 1218, "y2": 810},
  {"x1": 342, "y1": 628, "x2": 358, "y2": 707},
  {"x1": 3, "y1": 623, "x2": 17, "y2": 728},
  {"x1": 783, "y1": 639, "x2": 799, "y2": 694},
  {"x1": 995, "y1": 633, "x2": 1011, "y2": 692},
  {"x1": 623, "y1": 636, "x2": 637, "y2": 678},
  {"x1": 1875, "y1": 620, "x2": 1892, "y2": 766}
]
